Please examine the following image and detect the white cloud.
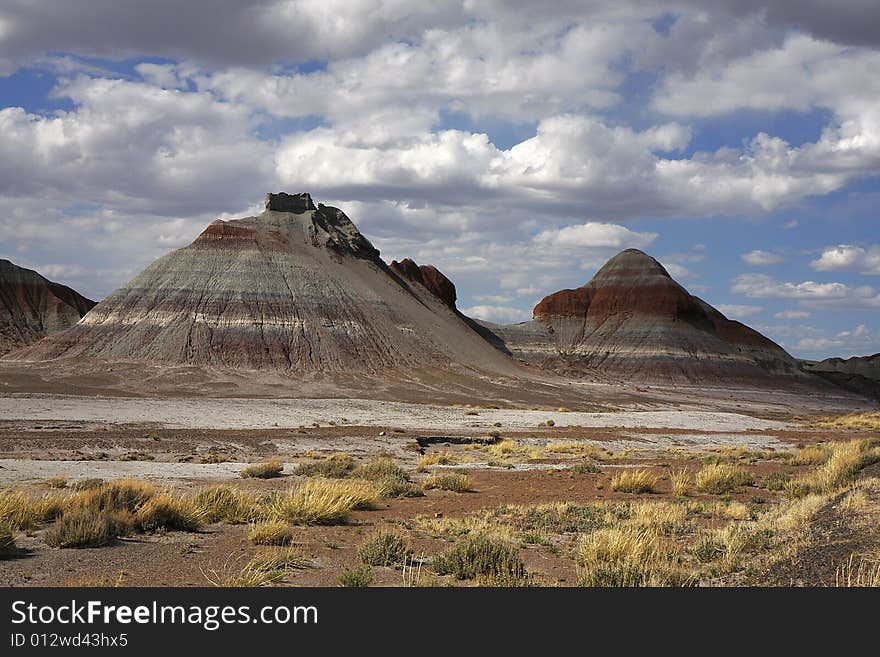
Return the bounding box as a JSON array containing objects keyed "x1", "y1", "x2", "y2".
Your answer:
[
  {"x1": 742, "y1": 250, "x2": 784, "y2": 266},
  {"x1": 534, "y1": 223, "x2": 657, "y2": 249},
  {"x1": 732, "y1": 273, "x2": 880, "y2": 309},
  {"x1": 811, "y1": 244, "x2": 880, "y2": 274},
  {"x1": 459, "y1": 304, "x2": 531, "y2": 324},
  {"x1": 716, "y1": 304, "x2": 764, "y2": 318},
  {"x1": 774, "y1": 309, "x2": 811, "y2": 320}
]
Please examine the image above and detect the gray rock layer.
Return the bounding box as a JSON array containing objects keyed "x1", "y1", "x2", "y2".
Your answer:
[
  {"x1": 483, "y1": 249, "x2": 808, "y2": 384},
  {"x1": 8, "y1": 195, "x2": 518, "y2": 376}
]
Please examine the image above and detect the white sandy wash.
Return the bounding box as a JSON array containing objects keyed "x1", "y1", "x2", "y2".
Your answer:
[{"x1": 0, "y1": 394, "x2": 788, "y2": 432}]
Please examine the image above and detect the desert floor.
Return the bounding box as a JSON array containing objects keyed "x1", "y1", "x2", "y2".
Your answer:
[{"x1": 0, "y1": 394, "x2": 878, "y2": 587}]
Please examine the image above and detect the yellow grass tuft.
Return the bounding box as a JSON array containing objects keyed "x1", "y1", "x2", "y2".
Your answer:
[
  {"x1": 670, "y1": 469, "x2": 691, "y2": 497},
  {"x1": 134, "y1": 494, "x2": 203, "y2": 532},
  {"x1": 808, "y1": 412, "x2": 880, "y2": 431},
  {"x1": 268, "y1": 478, "x2": 382, "y2": 524},
  {"x1": 191, "y1": 485, "x2": 259, "y2": 524},
  {"x1": 248, "y1": 520, "x2": 294, "y2": 545},
  {"x1": 787, "y1": 438, "x2": 880, "y2": 497},
  {"x1": 241, "y1": 460, "x2": 284, "y2": 479},
  {"x1": 790, "y1": 444, "x2": 831, "y2": 466},
  {"x1": 694, "y1": 463, "x2": 754, "y2": 494},
  {"x1": 576, "y1": 526, "x2": 684, "y2": 586},
  {"x1": 422, "y1": 472, "x2": 472, "y2": 492},
  {"x1": 610, "y1": 469, "x2": 658, "y2": 494}
]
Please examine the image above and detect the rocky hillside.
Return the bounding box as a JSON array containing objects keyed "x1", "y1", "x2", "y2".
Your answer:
[
  {"x1": 0, "y1": 259, "x2": 95, "y2": 355},
  {"x1": 8, "y1": 193, "x2": 518, "y2": 376},
  {"x1": 480, "y1": 249, "x2": 807, "y2": 384}
]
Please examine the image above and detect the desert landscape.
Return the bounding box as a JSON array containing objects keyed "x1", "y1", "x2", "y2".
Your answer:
[{"x1": 1, "y1": 193, "x2": 877, "y2": 587}]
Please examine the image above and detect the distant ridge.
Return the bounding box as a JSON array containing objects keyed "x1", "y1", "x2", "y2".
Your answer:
[
  {"x1": 0, "y1": 259, "x2": 95, "y2": 355},
  {"x1": 479, "y1": 249, "x2": 807, "y2": 384}
]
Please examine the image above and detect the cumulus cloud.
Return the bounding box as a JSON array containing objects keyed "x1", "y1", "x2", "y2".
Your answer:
[
  {"x1": 732, "y1": 274, "x2": 880, "y2": 310},
  {"x1": 534, "y1": 223, "x2": 657, "y2": 249},
  {"x1": 811, "y1": 245, "x2": 880, "y2": 274},
  {"x1": 716, "y1": 304, "x2": 764, "y2": 318},
  {"x1": 742, "y1": 250, "x2": 784, "y2": 266}
]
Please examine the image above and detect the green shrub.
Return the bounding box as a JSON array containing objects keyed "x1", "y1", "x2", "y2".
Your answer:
[
  {"x1": 338, "y1": 565, "x2": 373, "y2": 587},
  {"x1": 357, "y1": 529, "x2": 412, "y2": 566},
  {"x1": 432, "y1": 534, "x2": 526, "y2": 580}
]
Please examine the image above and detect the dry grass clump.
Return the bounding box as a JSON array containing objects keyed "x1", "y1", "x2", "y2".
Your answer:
[
  {"x1": 206, "y1": 548, "x2": 309, "y2": 587},
  {"x1": 432, "y1": 534, "x2": 526, "y2": 581},
  {"x1": 610, "y1": 469, "x2": 659, "y2": 494},
  {"x1": 787, "y1": 438, "x2": 880, "y2": 497},
  {"x1": 790, "y1": 444, "x2": 832, "y2": 466},
  {"x1": 44, "y1": 476, "x2": 68, "y2": 489},
  {"x1": 694, "y1": 463, "x2": 754, "y2": 494},
  {"x1": 134, "y1": 494, "x2": 203, "y2": 532},
  {"x1": 835, "y1": 554, "x2": 880, "y2": 587},
  {"x1": 0, "y1": 523, "x2": 15, "y2": 558},
  {"x1": 357, "y1": 528, "x2": 413, "y2": 566},
  {"x1": 354, "y1": 457, "x2": 424, "y2": 498},
  {"x1": 241, "y1": 459, "x2": 284, "y2": 479},
  {"x1": 418, "y1": 451, "x2": 469, "y2": 467},
  {"x1": 422, "y1": 472, "x2": 472, "y2": 492},
  {"x1": 545, "y1": 442, "x2": 610, "y2": 460},
  {"x1": 576, "y1": 527, "x2": 685, "y2": 586},
  {"x1": 808, "y1": 412, "x2": 880, "y2": 431},
  {"x1": 629, "y1": 501, "x2": 689, "y2": 536},
  {"x1": 68, "y1": 479, "x2": 157, "y2": 514},
  {"x1": 44, "y1": 508, "x2": 132, "y2": 548},
  {"x1": 569, "y1": 460, "x2": 602, "y2": 474},
  {"x1": 294, "y1": 453, "x2": 355, "y2": 478},
  {"x1": 191, "y1": 485, "x2": 259, "y2": 524},
  {"x1": 71, "y1": 478, "x2": 105, "y2": 491},
  {"x1": 248, "y1": 520, "x2": 294, "y2": 545},
  {"x1": 0, "y1": 490, "x2": 67, "y2": 530},
  {"x1": 671, "y1": 469, "x2": 691, "y2": 497},
  {"x1": 268, "y1": 478, "x2": 382, "y2": 524}
]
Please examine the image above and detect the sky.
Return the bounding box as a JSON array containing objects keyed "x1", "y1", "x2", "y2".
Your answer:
[{"x1": 0, "y1": 1, "x2": 878, "y2": 361}]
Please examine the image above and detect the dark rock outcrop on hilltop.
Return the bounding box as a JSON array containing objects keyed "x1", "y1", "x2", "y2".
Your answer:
[
  {"x1": 0, "y1": 259, "x2": 95, "y2": 355},
  {"x1": 800, "y1": 354, "x2": 880, "y2": 400},
  {"x1": 480, "y1": 248, "x2": 807, "y2": 383},
  {"x1": 390, "y1": 258, "x2": 457, "y2": 307},
  {"x1": 7, "y1": 193, "x2": 518, "y2": 376}
]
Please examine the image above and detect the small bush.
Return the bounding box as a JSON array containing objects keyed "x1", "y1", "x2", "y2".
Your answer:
[
  {"x1": 44, "y1": 477, "x2": 68, "y2": 489},
  {"x1": 248, "y1": 520, "x2": 294, "y2": 545},
  {"x1": 134, "y1": 494, "x2": 202, "y2": 532},
  {"x1": 610, "y1": 469, "x2": 658, "y2": 494},
  {"x1": 422, "y1": 473, "x2": 472, "y2": 492},
  {"x1": 433, "y1": 534, "x2": 526, "y2": 580},
  {"x1": 338, "y1": 565, "x2": 373, "y2": 587},
  {"x1": 44, "y1": 508, "x2": 131, "y2": 548},
  {"x1": 358, "y1": 529, "x2": 412, "y2": 566},
  {"x1": 241, "y1": 460, "x2": 284, "y2": 479},
  {"x1": 354, "y1": 457, "x2": 424, "y2": 498},
  {"x1": 569, "y1": 460, "x2": 601, "y2": 474},
  {"x1": 294, "y1": 453, "x2": 355, "y2": 478},
  {"x1": 695, "y1": 463, "x2": 754, "y2": 494}
]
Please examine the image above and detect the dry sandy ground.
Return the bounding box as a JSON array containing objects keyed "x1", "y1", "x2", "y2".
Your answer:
[{"x1": 0, "y1": 394, "x2": 790, "y2": 431}]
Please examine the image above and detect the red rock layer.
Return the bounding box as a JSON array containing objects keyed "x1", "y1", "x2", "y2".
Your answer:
[
  {"x1": 487, "y1": 249, "x2": 806, "y2": 383},
  {"x1": 390, "y1": 258, "x2": 457, "y2": 307}
]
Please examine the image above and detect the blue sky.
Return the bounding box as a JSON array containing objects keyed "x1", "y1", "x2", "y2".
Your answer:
[{"x1": 1, "y1": 2, "x2": 878, "y2": 360}]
